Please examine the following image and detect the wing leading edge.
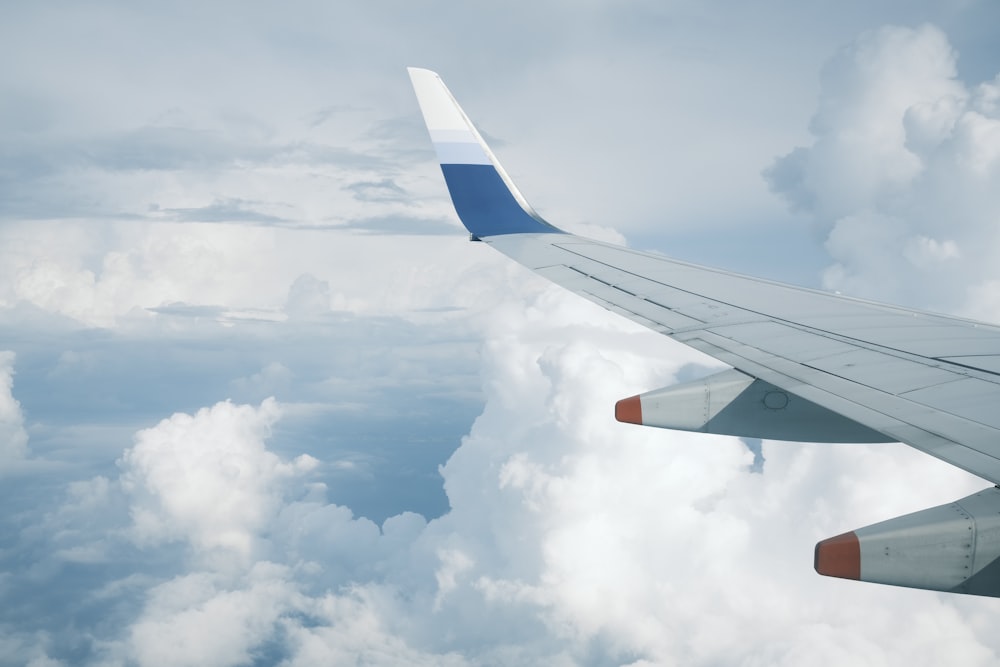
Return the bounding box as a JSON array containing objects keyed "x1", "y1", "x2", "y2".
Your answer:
[{"x1": 407, "y1": 67, "x2": 1000, "y2": 597}]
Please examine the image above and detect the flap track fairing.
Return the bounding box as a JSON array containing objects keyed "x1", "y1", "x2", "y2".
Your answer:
[{"x1": 615, "y1": 369, "x2": 892, "y2": 443}]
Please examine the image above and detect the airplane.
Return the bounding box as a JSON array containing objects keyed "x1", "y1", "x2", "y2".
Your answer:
[{"x1": 408, "y1": 67, "x2": 1000, "y2": 598}]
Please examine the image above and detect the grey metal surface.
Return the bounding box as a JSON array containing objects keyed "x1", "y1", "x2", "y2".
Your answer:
[
  {"x1": 488, "y1": 233, "x2": 1000, "y2": 483},
  {"x1": 637, "y1": 368, "x2": 891, "y2": 442},
  {"x1": 849, "y1": 487, "x2": 1000, "y2": 596},
  {"x1": 857, "y1": 498, "x2": 976, "y2": 592}
]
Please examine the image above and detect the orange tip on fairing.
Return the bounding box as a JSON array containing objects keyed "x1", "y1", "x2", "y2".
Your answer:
[
  {"x1": 814, "y1": 531, "x2": 861, "y2": 580},
  {"x1": 615, "y1": 395, "x2": 643, "y2": 425}
]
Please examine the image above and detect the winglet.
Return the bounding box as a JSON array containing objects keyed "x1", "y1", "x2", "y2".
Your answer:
[{"x1": 407, "y1": 68, "x2": 562, "y2": 238}]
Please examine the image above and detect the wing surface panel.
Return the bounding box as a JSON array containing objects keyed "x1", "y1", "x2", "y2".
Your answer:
[
  {"x1": 700, "y1": 322, "x2": 861, "y2": 362},
  {"x1": 549, "y1": 239, "x2": 1000, "y2": 357},
  {"x1": 901, "y1": 378, "x2": 1000, "y2": 426},
  {"x1": 942, "y1": 356, "x2": 1000, "y2": 374},
  {"x1": 800, "y1": 349, "x2": 959, "y2": 394}
]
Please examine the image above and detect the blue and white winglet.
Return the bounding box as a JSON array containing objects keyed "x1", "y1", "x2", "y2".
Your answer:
[
  {"x1": 408, "y1": 67, "x2": 1000, "y2": 598},
  {"x1": 408, "y1": 68, "x2": 561, "y2": 239}
]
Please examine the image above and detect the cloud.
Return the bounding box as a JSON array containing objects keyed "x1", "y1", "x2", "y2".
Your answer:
[
  {"x1": 765, "y1": 24, "x2": 1000, "y2": 313},
  {"x1": 410, "y1": 288, "x2": 996, "y2": 665},
  {"x1": 2, "y1": 284, "x2": 998, "y2": 666},
  {"x1": 3, "y1": 4, "x2": 1000, "y2": 666},
  {"x1": 159, "y1": 199, "x2": 289, "y2": 224},
  {"x1": 126, "y1": 564, "x2": 300, "y2": 667},
  {"x1": 337, "y1": 214, "x2": 460, "y2": 236},
  {"x1": 83, "y1": 126, "x2": 274, "y2": 172},
  {"x1": 345, "y1": 178, "x2": 408, "y2": 202},
  {"x1": 0, "y1": 351, "x2": 28, "y2": 464},
  {"x1": 9, "y1": 395, "x2": 443, "y2": 665},
  {"x1": 145, "y1": 303, "x2": 230, "y2": 319},
  {"x1": 284, "y1": 274, "x2": 331, "y2": 321},
  {"x1": 118, "y1": 398, "x2": 317, "y2": 565}
]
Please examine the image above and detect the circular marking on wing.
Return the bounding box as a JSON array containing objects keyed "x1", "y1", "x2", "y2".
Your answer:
[{"x1": 763, "y1": 391, "x2": 789, "y2": 410}]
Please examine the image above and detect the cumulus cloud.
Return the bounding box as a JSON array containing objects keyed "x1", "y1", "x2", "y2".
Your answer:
[
  {"x1": 0, "y1": 351, "x2": 28, "y2": 464},
  {"x1": 3, "y1": 283, "x2": 999, "y2": 666},
  {"x1": 284, "y1": 273, "x2": 332, "y2": 320},
  {"x1": 766, "y1": 24, "x2": 1000, "y2": 314},
  {"x1": 126, "y1": 564, "x2": 300, "y2": 667},
  {"x1": 405, "y1": 288, "x2": 995, "y2": 665},
  {"x1": 35, "y1": 396, "x2": 443, "y2": 665},
  {"x1": 118, "y1": 398, "x2": 317, "y2": 564}
]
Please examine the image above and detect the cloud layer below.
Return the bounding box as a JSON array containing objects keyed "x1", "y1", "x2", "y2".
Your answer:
[{"x1": 2, "y1": 284, "x2": 998, "y2": 665}]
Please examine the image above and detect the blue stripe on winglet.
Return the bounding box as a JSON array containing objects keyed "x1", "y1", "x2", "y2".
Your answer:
[{"x1": 440, "y1": 164, "x2": 562, "y2": 237}]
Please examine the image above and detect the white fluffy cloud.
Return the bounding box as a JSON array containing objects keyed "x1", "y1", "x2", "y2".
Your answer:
[
  {"x1": 119, "y1": 399, "x2": 317, "y2": 564},
  {"x1": 12, "y1": 285, "x2": 996, "y2": 666},
  {"x1": 767, "y1": 24, "x2": 1000, "y2": 315},
  {"x1": 70, "y1": 396, "x2": 446, "y2": 665},
  {"x1": 126, "y1": 564, "x2": 300, "y2": 667},
  {"x1": 413, "y1": 288, "x2": 995, "y2": 665}
]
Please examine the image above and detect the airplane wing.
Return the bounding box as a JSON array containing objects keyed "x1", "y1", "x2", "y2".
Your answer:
[{"x1": 407, "y1": 67, "x2": 1000, "y2": 598}]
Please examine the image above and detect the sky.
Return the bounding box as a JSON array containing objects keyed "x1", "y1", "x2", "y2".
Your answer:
[{"x1": 2, "y1": 1, "x2": 1000, "y2": 665}]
